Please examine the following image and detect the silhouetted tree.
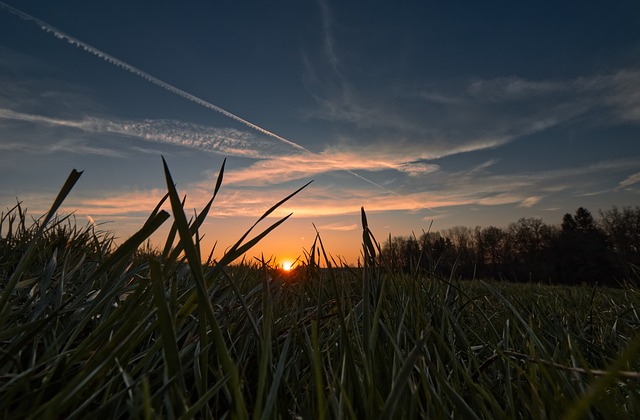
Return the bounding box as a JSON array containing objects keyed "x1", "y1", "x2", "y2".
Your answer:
[
  {"x1": 403, "y1": 236, "x2": 420, "y2": 273},
  {"x1": 599, "y1": 206, "x2": 640, "y2": 279},
  {"x1": 381, "y1": 235, "x2": 424, "y2": 273},
  {"x1": 507, "y1": 217, "x2": 558, "y2": 281},
  {"x1": 509, "y1": 218, "x2": 544, "y2": 257},
  {"x1": 555, "y1": 207, "x2": 612, "y2": 284},
  {"x1": 478, "y1": 226, "x2": 508, "y2": 278},
  {"x1": 381, "y1": 235, "x2": 407, "y2": 272},
  {"x1": 442, "y1": 226, "x2": 477, "y2": 278}
]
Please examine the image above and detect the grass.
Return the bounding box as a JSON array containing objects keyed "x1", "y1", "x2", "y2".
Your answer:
[{"x1": 1, "y1": 159, "x2": 640, "y2": 419}]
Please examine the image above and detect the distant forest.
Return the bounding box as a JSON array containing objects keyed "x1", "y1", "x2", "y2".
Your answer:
[{"x1": 380, "y1": 206, "x2": 640, "y2": 285}]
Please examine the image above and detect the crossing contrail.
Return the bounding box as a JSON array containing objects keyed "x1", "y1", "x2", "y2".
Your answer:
[
  {"x1": 0, "y1": 1, "x2": 438, "y2": 213},
  {"x1": 0, "y1": 1, "x2": 309, "y2": 154}
]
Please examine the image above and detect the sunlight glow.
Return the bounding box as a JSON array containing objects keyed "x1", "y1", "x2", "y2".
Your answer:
[{"x1": 281, "y1": 260, "x2": 294, "y2": 271}]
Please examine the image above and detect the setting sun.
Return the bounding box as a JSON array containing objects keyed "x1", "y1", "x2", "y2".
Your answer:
[{"x1": 281, "y1": 260, "x2": 294, "y2": 271}]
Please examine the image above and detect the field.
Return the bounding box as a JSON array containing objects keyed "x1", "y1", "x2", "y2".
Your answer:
[{"x1": 1, "y1": 164, "x2": 640, "y2": 419}]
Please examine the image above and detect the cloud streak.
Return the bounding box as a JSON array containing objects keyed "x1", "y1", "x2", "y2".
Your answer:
[
  {"x1": 317, "y1": 0, "x2": 340, "y2": 73},
  {"x1": 463, "y1": 70, "x2": 640, "y2": 125},
  {"x1": 618, "y1": 172, "x2": 640, "y2": 189},
  {"x1": 0, "y1": 1, "x2": 309, "y2": 154},
  {"x1": 306, "y1": 21, "x2": 640, "y2": 160},
  {"x1": 0, "y1": 137, "x2": 126, "y2": 157},
  {"x1": 100, "y1": 159, "x2": 640, "y2": 217},
  {"x1": 0, "y1": 108, "x2": 290, "y2": 158},
  {"x1": 223, "y1": 151, "x2": 440, "y2": 185}
]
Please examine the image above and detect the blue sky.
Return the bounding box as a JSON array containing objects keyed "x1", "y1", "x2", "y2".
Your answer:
[{"x1": 1, "y1": 0, "x2": 639, "y2": 264}]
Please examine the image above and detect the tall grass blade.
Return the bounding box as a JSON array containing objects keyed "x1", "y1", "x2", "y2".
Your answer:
[
  {"x1": 149, "y1": 259, "x2": 183, "y2": 388},
  {"x1": 262, "y1": 333, "x2": 292, "y2": 420},
  {"x1": 380, "y1": 333, "x2": 427, "y2": 418},
  {"x1": 161, "y1": 156, "x2": 247, "y2": 418}
]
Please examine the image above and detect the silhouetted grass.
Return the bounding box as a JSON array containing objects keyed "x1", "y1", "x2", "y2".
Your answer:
[{"x1": 1, "y1": 159, "x2": 639, "y2": 419}]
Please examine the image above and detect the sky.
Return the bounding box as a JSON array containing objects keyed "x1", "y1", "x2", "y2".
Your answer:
[{"x1": 0, "y1": 0, "x2": 639, "y2": 266}]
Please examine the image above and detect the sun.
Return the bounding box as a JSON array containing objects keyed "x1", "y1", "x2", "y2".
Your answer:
[{"x1": 281, "y1": 260, "x2": 294, "y2": 271}]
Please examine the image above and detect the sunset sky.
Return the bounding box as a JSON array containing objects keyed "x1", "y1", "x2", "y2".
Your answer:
[{"x1": 1, "y1": 1, "x2": 639, "y2": 266}]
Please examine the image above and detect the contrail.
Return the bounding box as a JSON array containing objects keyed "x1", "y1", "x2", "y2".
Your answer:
[
  {"x1": 344, "y1": 169, "x2": 438, "y2": 213},
  {"x1": 0, "y1": 1, "x2": 309, "y2": 154},
  {"x1": 0, "y1": 1, "x2": 438, "y2": 213}
]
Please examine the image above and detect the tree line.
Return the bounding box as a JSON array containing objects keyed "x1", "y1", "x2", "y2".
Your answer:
[{"x1": 380, "y1": 206, "x2": 640, "y2": 285}]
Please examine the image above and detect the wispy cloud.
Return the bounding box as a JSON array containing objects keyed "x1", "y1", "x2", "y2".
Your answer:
[
  {"x1": 595, "y1": 69, "x2": 640, "y2": 124},
  {"x1": 223, "y1": 151, "x2": 440, "y2": 186},
  {"x1": 317, "y1": 0, "x2": 340, "y2": 73},
  {"x1": 467, "y1": 76, "x2": 567, "y2": 102},
  {"x1": 0, "y1": 137, "x2": 126, "y2": 157},
  {"x1": 222, "y1": 158, "x2": 640, "y2": 218},
  {"x1": 315, "y1": 222, "x2": 358, "y2": 231},
  {"x1": 305, "y1": 15, "x2": 640, "y2": 159},
  {"x1": 465, "y1": 69, "x2": 640, "y2": 125},
  {"x1": 301, "y1": 3, "x2": 601, "y2": 157},
  {"x1": 441, "y1": 159, "x2": 640, "y2": 203},
  {"x1": 417, "y1": 91, "x2": 466, "y2": 106},
  {"x1": 618, "y1": 171, "x2": 640, "y2": 189},
  {"x1": 519, "y1": 196, "x2": 543, "y2": 208},
  {"x1": 0, "y1": 108, "x2": 290, "y2": 158}
]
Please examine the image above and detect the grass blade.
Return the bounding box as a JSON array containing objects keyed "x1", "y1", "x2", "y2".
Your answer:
[{"x1": 161, "y1": 156, "x2": 247, "y2": 418}]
